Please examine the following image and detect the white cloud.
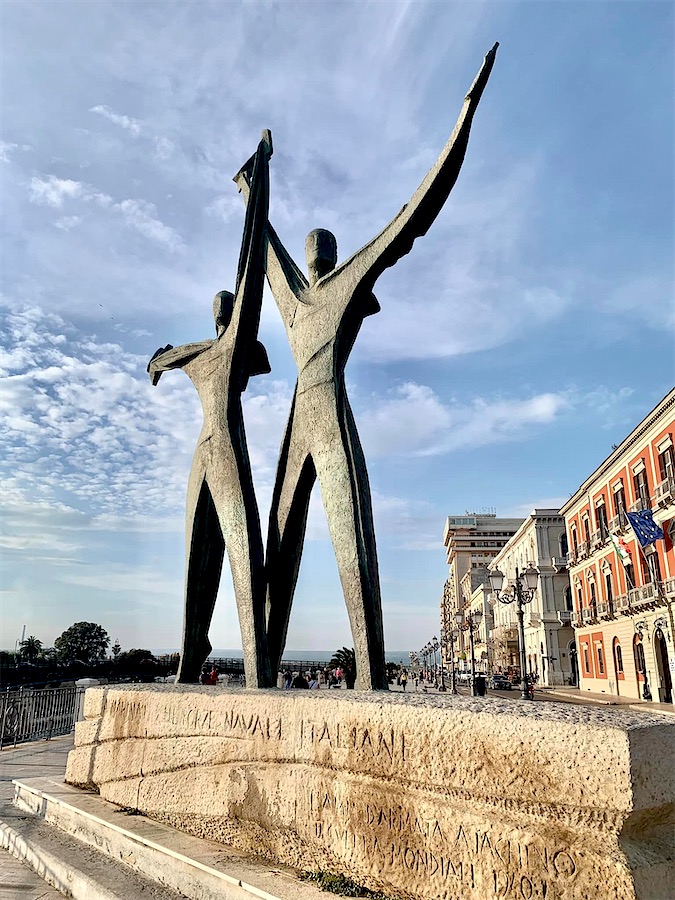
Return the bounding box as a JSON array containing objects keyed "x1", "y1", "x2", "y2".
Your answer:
[
  {"x1": 29, "y1": 175, "x2": 83, "y2": 207},
  {"x1": 89, "y1": 104, "x2": 142, "y2": 136}
]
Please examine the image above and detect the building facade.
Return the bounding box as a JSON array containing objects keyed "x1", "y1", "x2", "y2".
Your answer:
[
  {"x1": 560, "y1": 389, "x2": 675, "y2": 704},
  {"x1": 488, "y1": 510, "x2": 574, "y2": 686},
  {"x1": 441, "y1": 514, "x2": 523, "y2": 668}
]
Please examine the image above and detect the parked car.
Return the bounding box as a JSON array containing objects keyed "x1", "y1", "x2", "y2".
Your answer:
[
  {"x1": 457, "y1": 672, "x2": 472, "y2": 684},
  {"x1": 489, "y1": 674, "x2": 512, "y2": 690}
]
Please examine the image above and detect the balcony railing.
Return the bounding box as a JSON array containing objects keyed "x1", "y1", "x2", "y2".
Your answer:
[
  {"x1": 551, "y1": 556, "x2": 567, "y2": 570},
  {"x1": 597, "y1": 601, "x2": 608, "y2": 618},
  {"x1": 663, "y1": 576, "x2": 675, "y2": 600},
  {"x1": 0, "y1": 685, "x2": 85, "y2": 751},
  {"x1": 628, "y1": 582, "x2": 658, "y2": 609},
  {"x1": 654, "y1": 476, "x2": 675, "y2": 507},
  {"x1": 578, "y1": 540, "x2": 589, "y2": 559},
  {"x1": 629, "y1": 497, "x2": 650, "y2": 513},
  {"x1": 557, "y1": 610, "x2": 572, "y2": 626},
  {"x1": 567, "y1": 550, "x2": 577, "y2": 566},
  {"x1": 570, "y1": 612, "x2": 580, "y2": 628},
  {"x1": 581, "y1": 607, "x2": 593, "y2": 623},
  {"x1": 591, "y1": 529, "x2": 603, "y2": 549},
  {"x1": 614, "y1": 593, "x2": 630, "y2": 614}
]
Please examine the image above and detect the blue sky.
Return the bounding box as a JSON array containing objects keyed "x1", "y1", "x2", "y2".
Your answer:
[{"x1": 1, "y1": 0, "x2": 673, "y2": 655}]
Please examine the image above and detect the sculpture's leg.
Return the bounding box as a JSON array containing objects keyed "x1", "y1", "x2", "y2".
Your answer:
[
  {"x1": 210, "y1": 428, "x2": 274, "y2": 689},
  {"x1": 266, "y1": 394, "x2": 316, "y2": 675},
  {"x1": 312, "y1": 385, "x2": 388, "y2": 691},
  {"x1": 176, "y1": 473, "x2": 225, "y2": 684}
]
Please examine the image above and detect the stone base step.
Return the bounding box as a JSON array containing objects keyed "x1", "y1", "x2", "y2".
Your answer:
[{"x1": 8, "y1": 778, "x2": 328, "y2": 900}]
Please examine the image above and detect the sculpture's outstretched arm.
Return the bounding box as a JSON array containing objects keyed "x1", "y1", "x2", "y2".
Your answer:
[
  {"x1": 147, "y1": 341, "x2": 212, "y2": 385},
  {"x1": 234, "y1": 164, "x2": 307, "y2": 328},
  {"x1": 327, "y1": 43, "x2": 498, "y2": 295}
]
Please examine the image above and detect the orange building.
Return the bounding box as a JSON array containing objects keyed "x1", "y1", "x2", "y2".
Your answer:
[{"x1": 560, "y1": 388, "x2": 675, "y2": 705}]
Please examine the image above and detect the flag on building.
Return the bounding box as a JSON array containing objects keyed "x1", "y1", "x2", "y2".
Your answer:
[
  {"x1": 626, "y1": 509, "x2": 665, "y2": 547},
  {"x1": 608, "y1": 531, "x2": 632, "y2": 566}
]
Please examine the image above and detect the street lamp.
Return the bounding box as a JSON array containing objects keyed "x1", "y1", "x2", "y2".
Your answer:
[
  {"x1": 432, "y1": 636, "x2": 440, "y2": 685},
  {"x1": 441, "y1": 626, "x2": 459, "y2": 694},
  {"x1": 634, "y1": 620, "x2": 653, "y2": 701},
  {"x1": 459, "y1": 610, "x2": 483, "y2": 697},
  {"x1": 489, "y1": 565, "x2": 540, "y2": 701}
]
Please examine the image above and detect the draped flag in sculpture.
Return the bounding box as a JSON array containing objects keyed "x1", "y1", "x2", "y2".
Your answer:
[{"x1": 626, "y1": 509, "x2": 665, "y2": 547}]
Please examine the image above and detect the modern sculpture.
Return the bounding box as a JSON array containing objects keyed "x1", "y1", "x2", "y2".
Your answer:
[
  {"x1": 149, "y1": 44, "x2": 498, "y2": 688},
  {"x1": 148, "y1": 132, "x2": 273, "y2": 687}
]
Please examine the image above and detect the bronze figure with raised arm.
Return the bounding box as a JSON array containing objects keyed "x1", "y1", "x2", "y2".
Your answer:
[
  {"x1": 149, "y1": 131, "x2": 274, "y2": 687},
  {"x1": 235, "y1": 46, "x2": 498, "y2": 690}
]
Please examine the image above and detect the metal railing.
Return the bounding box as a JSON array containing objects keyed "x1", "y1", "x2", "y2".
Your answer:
[{"x1": 0, "y1": 685, "x2": 85, "y2": 750}]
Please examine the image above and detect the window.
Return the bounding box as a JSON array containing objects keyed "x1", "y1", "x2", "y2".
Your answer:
[
  {"x1": 595, "y1": 501, "x2": 608, "y2": 540},
  {"x1": 613, "y1": 483, "x2": 627, "y2": 527},
  {"x1": 571, "y1": 526, "x2": 578, "y2": 553},
  {"x1": 615, "y1": 643, "x2": 624, "y2": 674},
  {"x1": 658, "y1": 444, "x2": 674, "y2": 483},
  {"x1": 576, "y1": 585, "x2": 583, "y2": 612},
  {"x1": 582, "y1": 644, "x2": 591, "y2": 675},
  {"x1": 596, "y1": 645, "x2": 605, "y2": 675},
  {"x1": 582, "y1": 516, "x2": 591, "y2": 544},
  {"x1": 633, "y1": 468, "x2": 649, "y2": 509},
  {"x1": 589, "y1": 581, "x2": 597, "y2": 616},
  {"x1": 560, "y1": 532, "x2": 568, "y2": 556},
  {"x1": 634, "y1": 640, "x2": 646, "y2": 679},
  {"x1": 565, "y1": 586, "x2": 573, "y2": 611},
  {"x1": 605, "y1": 571, "x2": 613, "y2": 603}
]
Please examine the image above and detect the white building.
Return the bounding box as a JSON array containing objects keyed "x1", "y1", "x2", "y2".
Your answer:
[{"x1": 488, "y1": 510, "x2": 574, "y2": 686}]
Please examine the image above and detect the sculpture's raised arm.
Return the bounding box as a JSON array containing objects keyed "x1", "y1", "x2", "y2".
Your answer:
[
  {"x1": 147, "y1": 342, "x2": 213, "y2": 385},
  {"x1": 234, "y1": 161, "x2": 307, "y2": 326},
  {"x1": 329, "y1": 43, "x2": 498, "y2": 295}
]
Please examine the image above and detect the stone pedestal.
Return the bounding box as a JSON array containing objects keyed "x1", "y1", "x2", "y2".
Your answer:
[{"x1": 66, "y1": 685, "x2": 674, "y2": 900}]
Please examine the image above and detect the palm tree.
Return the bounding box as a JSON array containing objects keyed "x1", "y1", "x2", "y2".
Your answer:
[
  {"x1": 19, "y1": 636, "x2": 43, "y2": 662},
  {"x1": 330, "y1": 647, "x2": 356, "y2": 688}
]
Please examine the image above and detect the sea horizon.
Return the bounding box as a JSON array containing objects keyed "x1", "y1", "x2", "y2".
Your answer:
[{"x1": 150, "y1": 649, "x2": 414, "y2": 665}]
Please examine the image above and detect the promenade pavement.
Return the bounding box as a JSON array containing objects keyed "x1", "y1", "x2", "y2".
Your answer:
[{"x1": 0, "y1": 736, "x2": 73, "y2": 898}]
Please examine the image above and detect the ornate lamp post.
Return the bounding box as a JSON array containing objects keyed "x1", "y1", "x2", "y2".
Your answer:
[
  {"x1": 489, "y1": 565, "x2": 540, "y2": 701},
  {"x1": 634, "y1": 620, "x2": 653, "y2": 701},
  {"x1": 462, "y1": 610, "x2": 483, "y2": 697},
  {"x1": 438, "y1": 630, "x2": 447, "y2": 691},
  {"x1": 432, "y1": 636, "x2": 440, "y2": 685}
]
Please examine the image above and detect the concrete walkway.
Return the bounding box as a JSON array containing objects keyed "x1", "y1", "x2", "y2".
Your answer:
[
  {"x1": 0, "y1": 736, "x2": 73, "y2": 898},
  {"x1": 538, "y1": 684, "x2": 675, "y2": 715}
]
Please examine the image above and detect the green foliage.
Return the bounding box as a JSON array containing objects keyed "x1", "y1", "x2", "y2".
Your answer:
[
  {"x1": 300, "y1": 871, "x2": 395, "y2": 898},
  {"x1": 19, "y1": 636, "x2": 43, "y2": 662},
  {"x1": 330, "y1": 647, "x2": 356, "y2": 673},
  {"x1": 54, "y1": 622, "x2": 110, "y2": 665}
]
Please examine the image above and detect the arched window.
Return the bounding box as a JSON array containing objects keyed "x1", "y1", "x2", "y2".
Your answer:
[
  {"x1": 615, "y1": 644, "x2": 623, "y2": 674},
  {"x1": 560, "y1": 532, "x2": 568, "y2": 557},
  {"x1": 565, "y1": 586, "x2": 573, "y2": 611}
]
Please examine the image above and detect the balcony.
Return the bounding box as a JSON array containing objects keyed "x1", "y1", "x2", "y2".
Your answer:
[
  {"x1": 663, "y1": 576, "x2": 675, "y2": 600},
  {"x1": 654, "y1": 476, "x2": 675, "y2": 507},
  {"x1": 597, "y1": 602, "x2": 614, "y2": 620},
  {"x1": 608, "y1": 514, "x2": 628, "y2": 534},
  {"x1": 614, "y1": 593, "x2": 630, "y2": 614},
  {"x1": 557, "y1": 610, "x2": 572, "y2": 626},
  {"x1": 591, "y1": 529, "x2": 605, "y2": 550},
  {"x1": 629, "y1": 497, "x2": 650, "y2": 513},
  {"x1": 551, "y1": 556, "x2": 568, "y2": 570},
  {"x1": 570, "y1": 612, "x2": 580, "y2": 628},
  {"x1": 581, "y1": 607, "x2": 593, "y2": 624},
  {"x1": 628, "y1": 582, "x2": 659, "y2": 609},
  {"x1": 567, "y1": 550, "x2": 577, "y2": 566},
  {"x1": 578, "y1": 540, "x2": 589, "y2": 559}
]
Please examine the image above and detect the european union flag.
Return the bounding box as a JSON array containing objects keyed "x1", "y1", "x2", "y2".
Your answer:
[{"x1": 626, "y1": 509, "x2": 664, "y2": 547}]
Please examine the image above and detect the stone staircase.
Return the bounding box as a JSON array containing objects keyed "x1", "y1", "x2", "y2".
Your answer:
[{"x1": 1, "y1": 777, "x2": 328, "y2": 900}]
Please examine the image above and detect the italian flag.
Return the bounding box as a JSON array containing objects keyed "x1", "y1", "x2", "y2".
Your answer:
[{"x1": 609, "y1": 531, "x2": 632, "y2": 566}]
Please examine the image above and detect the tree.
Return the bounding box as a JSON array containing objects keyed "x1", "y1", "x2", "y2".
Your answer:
[
  {"x1": 19, "y1": 636, "x2": 43, "y2": 662},
  {"x1": 330, "y1": 647, "x2": 357, "y2": 689},
  {"x1": 54, "y1": 622, "x2": 110, "y2": 665}
]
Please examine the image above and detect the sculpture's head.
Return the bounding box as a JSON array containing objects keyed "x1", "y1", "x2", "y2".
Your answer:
[
  {"x1": 305, "y1": 229, "x2": 337, "y2": 286},
  {"x1": 213, "y1": 290, "x2": 235, "y2": 337}
]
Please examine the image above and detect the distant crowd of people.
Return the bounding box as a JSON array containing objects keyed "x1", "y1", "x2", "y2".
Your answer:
[{"x1": 281, "y1": 666, "x2": 354, "y2": 689}]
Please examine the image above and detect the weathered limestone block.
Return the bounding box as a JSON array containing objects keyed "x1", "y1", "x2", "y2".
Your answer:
[{"x1": 66, "y1": 685, "x2": 674, "y2": 900}]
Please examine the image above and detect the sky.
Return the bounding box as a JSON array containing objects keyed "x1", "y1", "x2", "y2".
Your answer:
[{"x1": 1, "y1": 0, "x2": 673, "y2": 656}]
